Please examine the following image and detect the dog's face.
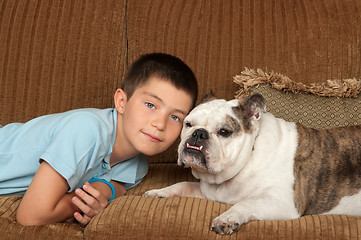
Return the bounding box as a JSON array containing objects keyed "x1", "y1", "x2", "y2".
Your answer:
[{"x1": 178, "y1": 93, "x2": 266, "y2": 184}]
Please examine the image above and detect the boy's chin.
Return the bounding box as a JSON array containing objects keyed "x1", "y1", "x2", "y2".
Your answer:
[
  {"x1": 138, "y1": 145, "x2": 170, "y2": 156},
  {"x1": 141, "y1": 149, "x2": 164, "y2": 156},
  {"x1": 136, "y1": 138, "x2": 177, "y2": 156}
]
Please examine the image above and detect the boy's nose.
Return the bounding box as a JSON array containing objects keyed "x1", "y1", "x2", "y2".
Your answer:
[{"x1": 151, "y1": 114, "x2": 167, "y2": 130}]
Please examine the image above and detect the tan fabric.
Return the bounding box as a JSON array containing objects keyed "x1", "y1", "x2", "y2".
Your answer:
[
  {"x1": 2, "y1": 165, "x2": 361, "y2": 240},
  {"x1": 0, "y1": 0, "x2": 127, "y2": 125},
  {"x1": 234, "y1": 68, "x2": 361, "y2": 98},
  {"x1": 235, "y1": 83, "x2": 361, "y2": 130},
  {"x1": 86, "y1": 196, "x2": 361, "y2": 240},
  {"x1": 85, "y1": 165, "x2": 361, "y2": 240},
  {"x1": 0, "y1": 196, "x2": 83, "y2": 240},
  {"x1": 127, "y1": 0, "x2": 361, "y2": 98}
]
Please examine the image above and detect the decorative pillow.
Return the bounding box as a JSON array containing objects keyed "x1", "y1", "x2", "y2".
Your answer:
[{"x1": 234, "y1": 68, "x2": 361, "y2": 130}]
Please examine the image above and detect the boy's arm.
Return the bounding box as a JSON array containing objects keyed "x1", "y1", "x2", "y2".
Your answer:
[
  {"x1": 16, "y1": 161, "x2": 78, "y2": 225},
  {"x1": 16, "y1": 161, "x2": 126, "y2": 226}
]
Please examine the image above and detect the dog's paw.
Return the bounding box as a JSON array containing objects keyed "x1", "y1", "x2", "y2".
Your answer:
[
  {"x1": 142, "y1": 189, "x2": 172, "y2": 198},
  {"x1": 211, "y1": 210, "x2": 247, "y2": 235}
]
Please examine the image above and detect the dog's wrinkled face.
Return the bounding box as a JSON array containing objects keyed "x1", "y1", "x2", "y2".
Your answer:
[{"x1": 178, "y1": 93, "x2": 266, "y2": 184}]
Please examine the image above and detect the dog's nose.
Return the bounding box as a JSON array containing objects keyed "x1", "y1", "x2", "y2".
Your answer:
[{"x1": 192, "y1": 128, "x2": 209, "y2": 141}]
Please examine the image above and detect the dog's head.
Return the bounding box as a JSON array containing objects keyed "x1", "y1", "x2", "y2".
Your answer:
[{"x1": 178, "y1": 93, "x2": 266, "y2": 184}]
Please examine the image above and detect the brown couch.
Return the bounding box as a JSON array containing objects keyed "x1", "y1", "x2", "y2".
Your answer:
[{"x1": 1, "y1": 0, "x2": 361, "y2": 239}]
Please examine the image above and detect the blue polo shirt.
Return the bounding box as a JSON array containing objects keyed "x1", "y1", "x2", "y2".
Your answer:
[{"x1": 0, "y1": 108, "x2": 148, "y2": 196}]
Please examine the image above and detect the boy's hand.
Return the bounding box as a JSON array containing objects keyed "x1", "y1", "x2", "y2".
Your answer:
[{"x1": 72, "y1": 182, "x2": 108, "y2": 226}]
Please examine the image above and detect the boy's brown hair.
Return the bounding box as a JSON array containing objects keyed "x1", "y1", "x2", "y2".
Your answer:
[{"x1": 121, "y1": 53, "x2": 198, "y2": 108}]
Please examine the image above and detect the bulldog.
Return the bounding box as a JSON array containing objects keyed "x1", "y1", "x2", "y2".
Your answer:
[{"x1": 143, "y1": 92, "x2": 361, "y2": 235}]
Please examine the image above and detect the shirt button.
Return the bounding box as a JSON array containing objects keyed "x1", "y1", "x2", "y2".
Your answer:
[{"x1": 102, "y1": 162, "x2": 108, "y2": 169}]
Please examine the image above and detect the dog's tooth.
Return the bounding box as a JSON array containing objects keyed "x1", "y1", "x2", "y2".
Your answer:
[{"x1": 200, "y1": 146, "x2": 203, "y2": 150}]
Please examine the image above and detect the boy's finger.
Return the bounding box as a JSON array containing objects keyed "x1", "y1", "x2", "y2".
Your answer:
[
  {"x1": 75, "y1": 187, "x2": 98, "y2": 207},
  {"x1": 74, "y1": 212, "x2": 91, "y2": 226},
  {"x1": 83, "y1": 182, "x2": 108, "y2": 203},
  {"x1": 72, "y1": 196, "x2": 95, "y2": 217}
]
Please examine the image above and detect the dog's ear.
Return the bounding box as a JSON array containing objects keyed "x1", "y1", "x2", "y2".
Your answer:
[
  {"x1": 233, "y1": 93, "x2": 266, "y2": 131},
  {"x1": 244, "y1": 93, "x2": 267, "y2": 121},
  {"x1": 200, "y1": 90, "x2": 217, "y2": 103}
]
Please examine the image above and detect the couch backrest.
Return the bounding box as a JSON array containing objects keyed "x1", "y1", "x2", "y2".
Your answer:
[
  {"x1": 1, "y1": 0, "x2": 360, "y2": 164},
  {"x1": 0, "y1": 0, "x2": 128, "y2": 125}
]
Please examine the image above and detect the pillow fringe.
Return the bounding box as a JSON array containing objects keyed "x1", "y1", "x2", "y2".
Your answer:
[{"x1": 234, "y1": 68, "x2": 361, "y2": 98}]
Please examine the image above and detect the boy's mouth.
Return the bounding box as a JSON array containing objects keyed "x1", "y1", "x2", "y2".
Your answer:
[{"x1": 142, "y1": 131, "x2": 161, "y2": 143}]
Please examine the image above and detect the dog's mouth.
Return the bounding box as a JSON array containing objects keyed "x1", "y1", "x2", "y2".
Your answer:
[
  {"x1": 186, "y1": 143, "x2": 203, "y2": 151},
  {"x1": 184, "y1": 143, "x2": 206, "y2": 157},
  {"x1": 181, "y1": 142, "x2": 208, "y2": 170}
]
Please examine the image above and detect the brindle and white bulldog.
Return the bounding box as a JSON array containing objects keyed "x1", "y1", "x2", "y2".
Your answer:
[{"x1": 143, "y1": 93, "x2": 361, "y2": 235}]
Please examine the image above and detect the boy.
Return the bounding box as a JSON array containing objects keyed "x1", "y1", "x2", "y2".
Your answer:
[{"x1": 0, "y1": 53, "x2": 198, "y2": 226}]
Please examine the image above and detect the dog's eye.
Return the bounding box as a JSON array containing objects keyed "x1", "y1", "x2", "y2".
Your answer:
[
  {"x1": 185, "y1": 122, "x2": 192, "y2": 128},
  {"x1": 218, "y1": 128, "x2": 232, "y2": 137}
]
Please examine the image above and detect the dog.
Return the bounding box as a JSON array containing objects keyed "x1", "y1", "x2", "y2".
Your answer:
[{"x1": 143, "y1": 92, "x2": 361, "y2": 235}]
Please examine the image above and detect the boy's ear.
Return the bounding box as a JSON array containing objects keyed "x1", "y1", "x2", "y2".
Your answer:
[{"x1": 114, "y1": 89, "x2": 127, "y2": 114}]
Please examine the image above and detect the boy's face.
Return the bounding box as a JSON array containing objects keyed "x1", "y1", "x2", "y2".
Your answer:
[{"x1": 116, "y1": 76, "x2": 193, "y2": 157}]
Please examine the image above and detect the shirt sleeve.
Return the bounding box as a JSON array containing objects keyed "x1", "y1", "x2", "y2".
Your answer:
[
  {"x1": 97, "y1": 154, "x2": 149, "y2": 190},
  {"x1": 39, "y1": 112, "x2": 107, "y2": 191}
]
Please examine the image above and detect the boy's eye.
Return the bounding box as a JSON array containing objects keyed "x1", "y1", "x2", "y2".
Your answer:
[
  {"x1": 146, "y1": 102, "x2": 155, "y2": 109},
  {"x1": 170, "y1": 115, "x2": 180, "y2": 122}
]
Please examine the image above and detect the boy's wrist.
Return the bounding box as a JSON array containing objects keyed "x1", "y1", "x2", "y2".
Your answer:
[{"x1": 88, "y1": 178, "x2": 116, "y2": 202}]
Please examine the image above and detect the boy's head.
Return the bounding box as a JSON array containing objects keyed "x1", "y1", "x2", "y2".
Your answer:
[
  {"x1": 112, "y1": 53, "x2": 198, "y2": 157},
  {"x1": 121, "y1": 53, "x2": 198, "y2": 109}
]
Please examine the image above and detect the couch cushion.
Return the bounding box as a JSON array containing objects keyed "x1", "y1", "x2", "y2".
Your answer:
[
  {"x1": 85, "y1": 164, "x2": 361, "y2": 239},
  {"x1": 234, "y1": 68, "x2": 361, "y2": 129},
  {"x1": 86, "y1": 196, "x2": 361, "y2": 239},
  {"x1": 0, "y1": 196, "x2": 84, "y2": 240}
]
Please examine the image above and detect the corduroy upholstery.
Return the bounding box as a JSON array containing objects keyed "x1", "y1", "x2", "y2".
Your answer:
[{"x1": 1, "y1": 0, "x2": 360, "y2": 239}]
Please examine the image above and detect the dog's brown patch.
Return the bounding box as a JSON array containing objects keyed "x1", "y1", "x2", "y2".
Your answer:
[
  {"x1": 293, "y1": 124, "x2": 361, "y2": 215},
  {"x1": 223, "y1": 115, "x2": 242, "y2": 135},
  {"x1": 232, "y1": 105, "x2": 254, "y2": 134}
]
